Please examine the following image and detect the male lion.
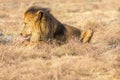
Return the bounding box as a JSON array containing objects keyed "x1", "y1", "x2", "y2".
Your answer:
[{"x1": 20, "y1": 6, "x2": 93, "y2": 44}]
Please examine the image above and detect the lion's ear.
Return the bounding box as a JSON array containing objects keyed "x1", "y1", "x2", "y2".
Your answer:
[{"x1": 36, "y1": 11, "x2": 43, "y2": 18}]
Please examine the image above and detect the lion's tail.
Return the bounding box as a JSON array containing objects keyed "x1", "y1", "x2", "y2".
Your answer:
[{"x1": 80, "y1": 29, "x2": 93, "y2": 43}]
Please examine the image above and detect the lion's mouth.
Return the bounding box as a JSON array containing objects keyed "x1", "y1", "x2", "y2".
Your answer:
[
  {"x1": 21, "y1": 34, "x2": 31, "y2": 42},
  {"x1": 23, "y1": 36, "x2": 31, "y2": 40}
]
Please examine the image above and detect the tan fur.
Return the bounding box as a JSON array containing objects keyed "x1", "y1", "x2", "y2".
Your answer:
[
  {"x1": 80, "y1": 30, "x2": 93, "y2": 43},
  {"x1": 21, "y1": 6, "x2": 93, "y2": 44}
]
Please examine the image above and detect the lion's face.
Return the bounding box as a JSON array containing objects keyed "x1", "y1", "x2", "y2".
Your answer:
[{"x1": 21, "y1": 22, "x2": 32, "y2": 38}]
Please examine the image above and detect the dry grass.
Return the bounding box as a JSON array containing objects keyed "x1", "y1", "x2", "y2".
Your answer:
[{"x1": 0, "y1": 0, "x2": 120, "y2": 80}]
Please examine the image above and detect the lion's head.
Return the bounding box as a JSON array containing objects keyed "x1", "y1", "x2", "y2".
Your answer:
[{"x1": 20, "y1": 6, "x2": 54, "y2": 42}]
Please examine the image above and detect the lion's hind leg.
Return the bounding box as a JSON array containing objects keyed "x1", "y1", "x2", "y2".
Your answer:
[{"x1": 80, "y1": 30, "x2": 93, "y2": 43}]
